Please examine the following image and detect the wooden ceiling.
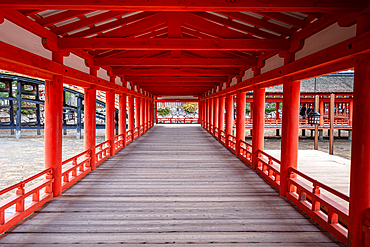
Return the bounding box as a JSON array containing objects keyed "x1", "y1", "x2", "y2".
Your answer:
[{"x1": 1, "y1": 1, "x2": 367, "y2": 97}]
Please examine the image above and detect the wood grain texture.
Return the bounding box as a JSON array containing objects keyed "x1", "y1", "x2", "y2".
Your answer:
[{"x1": 0, "y1": 125, "x2": 344, "y2": 246}]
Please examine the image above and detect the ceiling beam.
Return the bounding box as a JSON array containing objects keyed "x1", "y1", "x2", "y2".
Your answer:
[
  {"x1": 114, "y1": 67, "x2": 239, "y2": 76},
  {"x1": 94, "y1": 57, "x2": 257, "y2": 67},
  {"x1": 0, "y1": 0, "x2": 366, "y2": 12},
  {"x1": 126, "y1": 76, "x2": 227, "y2": 82},
  {"x1": 58, "y1": 38, "x2": 290, "y2": 51}
]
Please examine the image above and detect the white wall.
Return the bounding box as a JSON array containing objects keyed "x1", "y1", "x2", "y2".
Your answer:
[
  {"x1": 261, "y1": 54, "x2": 284, "y2": 74},
  {"x1": 64, "y1": 53, "x2": 89, "y2": 73}
]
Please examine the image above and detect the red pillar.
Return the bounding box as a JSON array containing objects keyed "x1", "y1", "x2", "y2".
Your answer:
[
  {"x1": 135, "y1": 97, "x2": 140, "y2": 135},
  {"x1": 210, "y1": 98, "x2": 214, "y2": 133},
  {"x1": 235, "y1": 92, "x2": 246, "y2": 155},
  {"x1": 213, "y1": 97, "x2": 219, "y2": 136},
  {"x1": 84, "y1": 68, "x2": 96, "y2": 170},
  {"x1": 348, "y1": 16, "x2": 370, "y2": 245},
  {"x1": 206, "y1": 99, "x2": 210, "y2": 131},
  {"x1": 128, "y1": 96, "x2": 135, "y2": 132},
  {"x1": 140, "y1": 98, "x2": 144, "y2": 133},
  {"x1": 119, "y1": 93, "x2": 127, "y2": 147},
  {"x1": 143, "y1": 98, "x2": 147, "y2": 132},
  {"x1": 218, "y1": 96, "x2": 225, "y2": 140},
  {"x1": 106, "y1": 90, "x2": 115, "y2": 155},
  {"x1": 280, "y1": 78, "x2": 300, "y2": 196},
  {"x1": 349, "y1": 99, "x2": 353, "y2": 126},
  {"x1": 225, "y1": 95, "x2": 234, "y2": 139},
  {"x1": 44, "y1": 52, "x2": 64, "y2": 197},
  {"x1": 276, "y1": 102, "x2": 280, "y2": 119},
  {"x1": 319, "y1": 98, "x2": 324, "y2": 126},
  {"x1": 252, "y1": 87, "x2": 265, "y2": 169},
  {"x1": 199, "y1": 101, "x2": 202, "y2": 125},
  {"x1": 155, "y1": 100, "x2": 158, "y2": 124}
]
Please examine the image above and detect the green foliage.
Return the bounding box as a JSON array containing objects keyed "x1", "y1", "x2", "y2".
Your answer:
[
  {"x1": 183, "y1": 102, "x2": 198, "y2": 113},
  {"x1": 265, "y1": 103, "x2": 276, "y2": 114},
  {"x1": 157, "y1": 107, "x2": 170, "y2": 116},
  {"x1": 21, "y1": 109, "x2": 36, "y2": 115}
]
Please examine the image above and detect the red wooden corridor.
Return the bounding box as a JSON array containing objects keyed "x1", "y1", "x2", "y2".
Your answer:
[{"x1": 0, "y1": 125, "x2": 344, "y2": 246}]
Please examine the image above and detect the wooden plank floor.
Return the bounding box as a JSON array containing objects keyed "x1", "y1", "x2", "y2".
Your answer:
[{"x1": 0, "y1": 125, "x2": 344, "y2": 246}]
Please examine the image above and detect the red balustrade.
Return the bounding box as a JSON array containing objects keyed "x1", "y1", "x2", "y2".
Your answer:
[
  {"x1": 133, "y1": 127, "x2": 139, "y2": 139},
  {"x1": 140, "y1": 125, "x2": 144, "y2": 135},
  {"x1": 210, "y1": 124, "x2": 214, "y2": 134},
  {"x1": 256, "y1": 150, "x2": 281, "y2": 190},
  {"x1": 227, "y1": 134, "x2": 236, "y2": 152},
  {"x1": 287, "y1": 167, "x2": 349, "y2": 245},
  {"x1": 126, "y1": 130, "x2": 133, "y2": 145},
  {"x1": 0, "y1": 168, "x2": 53, "y2": 234},
  {"x1": 114, "y1": 134, "x2": 125, "y2": 153},
  {"x1": 157, "y1": 118, "x2": 199, "y2": 124},
  {"x1": 95, "y1": 140, "x2": 111, "y2": 167},
  {"x1": 62, "y1": 150, "x2": 91, "y2": 191},
  {"x1": 214, "y1": 127, "x2": 219, "y2": 139},
  {"x1": 219, "y1": 130, "x2": 226, "y2": 146},
  {"x1": 239, "y1": 140, "x2": 252, "y2": 166}
]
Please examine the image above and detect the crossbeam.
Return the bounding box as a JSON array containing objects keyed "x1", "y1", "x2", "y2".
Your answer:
[
  {"x1": 94, "y1": 57, "x2": 257, "y2": 67},
  {"x1": 125, "y1": 76, "x2": 227, "y2": 82},
  {"x1": 114, "y1": 68, "x2": 240, "y2": 76},
  {"x1": 58, "y1": 38, "x2": 290, "y2": 51},
  {"x1": 0, "y1": 0, "x2": 366, "y2": 12}
]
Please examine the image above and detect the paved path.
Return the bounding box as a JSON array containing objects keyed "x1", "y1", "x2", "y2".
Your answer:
[{"x1": 0, "y1": 125, "x2": 343, "y2": 246}]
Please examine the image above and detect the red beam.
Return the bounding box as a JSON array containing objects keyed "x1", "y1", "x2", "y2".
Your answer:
[
  {"x1": 125, "y1": 76, "x2": 227, "y2": 82},
  {"x1": 0, "y1": 1, "x2": 365, "y2": 12},
  {"x1": 58, "y1": 38, "x2": 290, "y2": 51},
  {"x1": 37, "y1": 10, "x2": 91, "y2": 27},
  {"x1": 94, "y1": 57, "x2": 257, "y2": 67},
  {"x1": 113, "y1": 67, "x2": 240, "y2": 76}
]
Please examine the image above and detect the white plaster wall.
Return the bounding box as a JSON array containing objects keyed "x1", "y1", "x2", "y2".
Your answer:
[
  {"x1": 261, "y1": 54, "x2": 284, "y2": 74},
  {"x1": 230, "y1": 77, "x2": 237, "y2": 86},
  {"x1": 296, "y1": 23, "x2": 356, "y2": 60},
  {"x1": 0, "y1": 19, "x2": 52, "y2": 59},
  {"x1": 115, "y1": 76, "x2": 122, "y2": 86},
  {"x1": 242, "y1": 68, "x2": 254, "y2": 81},
  {"x1": 97, "y1": 68, "x2": 109, "y2": 81},
  {"x1": 64, "y1": 53, "x2": 89, "y2": 73}
]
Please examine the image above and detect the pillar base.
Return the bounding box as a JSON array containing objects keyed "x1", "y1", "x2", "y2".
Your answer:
[
  {"x1": 37, "y1": 129, "x2": 41, "y2": 135},
  {"x1": 16, "y1": 130, "x2": 21, "y2": 139}
]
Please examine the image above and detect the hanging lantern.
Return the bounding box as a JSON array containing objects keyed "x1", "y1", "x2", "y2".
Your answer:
[{"x1": 308, "y1": 111, "x2": 321, "y2": 125}]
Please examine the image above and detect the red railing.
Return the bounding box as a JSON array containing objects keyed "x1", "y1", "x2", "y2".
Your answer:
[
  {"x1": 214, "y1": 127, "x2": 218, "y2": 139},
  {"x1": 157, "y1": 118, "x2": 199, "y2": 124},
  {"x1": 287, "y1": 167, "x2": 349, "y2": 245},
  {"x1": 256, "y1": 150, "x2": 281, "y2": 190},
  {"x1": 126, "y1": 130, "x2": 133, "y2": 145},
  {"x1": 95, "y1": 140, "x2": 111, "y2": 167},
  {"x1": 220, "y1": 130, "x2": 226, "y2": 145},
  {"x1": 134, "y1": 127, "x2": 139, "y2": 139},
  {"x1": 62, "y1": 150, "x2": 91, "y2": 191},
  {"x1": 239, "y1": 140, "x2": 252, "y2": 166},
  {"x1": 114, "y1": 134, "x2": 125, "y2": 153},
  {"x1": 0, "y1": 168, "x2": 53, "y2": 234},
  {"x1": 140, "y1": 125, "x2": 144, "y2": 135},
  {"x1": 210, "y1": 124, "x2": 214, "y2": 135},
  {"x1": 227, "y1": 134, "x2": 236, "y2": 152}
]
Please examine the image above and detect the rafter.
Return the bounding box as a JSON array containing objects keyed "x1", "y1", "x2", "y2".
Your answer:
[
  {"x1": 255, "y1": 12, "x2": 308, "y2": 28},
  {"x1": 1, "y1": 0, "x2": 366, "y2": 12},
  {"x1": 126, "y1": 76, "x2": 228, "y2": 82},
  {"x1": 94, "y1": 57, "x2": 257, "y2": 67},
  {"x1": 58, "y1": 38, "x2": 290, "y2": 51},
  {"x1": 36, "y1": 10, "x2": 91, "y2": 27},
  {"x1": 114, "y1": 67, "x2": 240, "y2": 76}
]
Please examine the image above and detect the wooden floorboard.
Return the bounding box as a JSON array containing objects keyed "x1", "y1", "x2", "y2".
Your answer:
[{"x1": 0, "y1": 125, "x2": 344, "y2": 246}]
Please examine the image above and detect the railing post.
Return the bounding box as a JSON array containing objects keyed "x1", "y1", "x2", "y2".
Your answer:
[
  {"x1": 235, "y1": 91, "x2": 246, "y2": 156},
  {"x1": 15, "y1": 185, "x2": 25, "y2": 212}
]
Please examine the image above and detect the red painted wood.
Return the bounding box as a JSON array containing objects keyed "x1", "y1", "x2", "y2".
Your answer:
[
  {"x1": 235, "y1": 92, "x2": 246, "y2": 156},
  {"x1": 213, "y1": 97, "x2": 219, "y2": 136},
  {"x1": 105, "y1": 90, "x2": 116, "y2": 156},
  {"x1": 225, "y1": 95, "x2": 234, "y2": 146},
  {"x1": 84, "y1": 86, "x2": 96, "y2": 169},
  {"x1": 135, "y1": 97, "x2": 141, "y2": 135},
  {"x1": 119, "y1": 93, "x2": 127, "y2": 147},
  {"x1": 252, "y1": 88, "x2": 265, "y2": 169},
  {"x1": 279, "y1": 78, "x2": 300, "y2": 197},
  {"x1": 218, "y1": 97, "x2": 225, "y2": 141}
]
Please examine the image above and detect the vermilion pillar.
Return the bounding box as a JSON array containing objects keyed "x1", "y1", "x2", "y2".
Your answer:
[
  {"x1": 319, "y1": 98, "x2": 324, "y2": 126},
  {"x1": 209, "y1": 99, "x2": 214, "y2": 133},
  {"x1": 276, "y1": 102, "x2": 280, "y2": 119},
  {"x1": 225, "y1": 95, "x2": 234, "y2": 141},
  {"x1": 349, "y1": 99, "x2": 353, "y2": 126},
  {"x1": 45, "y1": 75, "x2": 63, "y2": 197},
  {"x1": 128, "y1": 96, "x2": 135, "y2": 132},
  {"x1": 147, "y1": 99, "x2": 150, "y2": 128},
  {"x1": 106, "y1": 90, "x2": 115, "y2": 155},
  {"x1": 143, "y1": 98, "x2": 147, "y2": 131},
  {"x1": 213, "y1": 97, "x2": 219, "y2": 136},
  {"x1": 348, "y1": 16, "x2": 370, "y2": 246},
  {"x1": 235, "y1": 92, "x2": 246, "y2": 155},
  {"x1": 252, "y1": 87, "x2": 265, "y2": 169},
  {"x1": 199, "y1": 101, "x2": 202, "y2": 125},
  {"x1": 280, "y1": 77, "x2": 300, "y2": 196},
  {"x1": 206, "y1": 99, "x2": 210, "y2": 131},
  {"x1": 119, "y1": 93, "x2": 127, "y2": 147},
  {"x1": 218, "y1": 96, "x2": 225, "y2": 141},
  {"x1": 135, "y1": 97, "x2": 140, "y2": 135},
  {"x1": 140, "y1": 98, "x2": 144, "y2": 133},
  {"x1": 155, "y1": 101, "x2": 158, "y2": 124}
]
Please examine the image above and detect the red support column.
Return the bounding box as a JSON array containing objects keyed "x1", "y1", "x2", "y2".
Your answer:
[
  {"x1": 119, "y1": 93, "x2": 127, "y2": 147},
  {"x1": 44, "y1": 75, "x2": 63, "y2": 197},
  {"x1": 225, "y1": 95, "x2": 234, "y2": 141},
  {"x1": 206, "y1": 99, "x2": 210, "y2": 131},
  {"x1": 210, "y1": 98, "x2": 214, "y2": 134},
  {"x1": 235, "y1": 91, "x2": 246, "y2": 155},
  {"x1": 218, "y1": 96, "x2": 225, "y2": 141},
  {"x1": 155, "y1": 100, "x2": 158, "y2": 124},
  {"x1": 319, "y1": 98, "x2": 324, "y2": 126},
  {"x1": 128, "y1": 96, "x2": 135, "y2": 132},
  {"x1": 252, "y1": 87, "x2": 265, "y2": 169},
  {"x1": 213, "y1": 97, "x2": 219, "y2": 136},
  {"x1": 140, "y1": 98, "x2": 144, "y2": 133},
  {"x1": 84, "y1": 68, "x2": 97, "y2": 170},
  {"x1": 348, "y1": 15, "x2": 370, "y2": 245},
  {"x1": 349, "y1": 99, "x2": 353, "y2": 126},
  {"x1": 276, "y1": 102, "x2": 280, "y2": 119},
  {"x1": 135, "y1": 97, "x2": 141, "y2": 135},
  {"x1": 280, "y1": 77, "x2": 300, "y2": 197},
  {"x1": 106, "y1": 90, "x2": 115, "y2": 156},
  {"x1": 143, "y1": 98, "x2": 147, "y2": 132},
  {"x1": 199, "y1": 101, "x2": 202, "y2": 125}
]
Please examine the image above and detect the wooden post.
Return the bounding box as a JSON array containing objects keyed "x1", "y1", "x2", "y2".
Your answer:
[
  {"x1": 15, "y1": 80, "x2": 21, "y2": 139},
  {"x1": 349, "y1": 99, "x2": 353, "y2": 126},
  {"x1": 276, "y1": 101, "x2": 280, "y2": 119},
  {"x1": 252, "y1": 87, "x2": 265, "y2": 169},
  {"x1": 314, "y1": 95, "x2": 319, "y2": 150},
  {"x1": 128, "y1": 96, "x2": 135, "y2": 131},
  {"x1": 36, "y1": 84, "x2": 41, "y2": 135},
  {"x1": 155, "y1": 100, "x2": 158, "y2": 124},
  {"x1": 106, "y1": 90, "x2": 115, "y2": 155},
  {"x1": 280, "y1": 77, "x2": 300, "y2": 197},
  {"x1": 135, "y1": 97, "x2": 140, "y2": 133},
  {"x1": 235, "y1": 91, "x2": 246, "y2": 155},
  {"x1": 76, "y1": 96, "x2": 82, "y2": 139},
  {"x1": 210, "y1": 98, "x2": 214, "y2": 133},
  {"x1": 329, "y1": 93, "x2": 334, "y2": 155},
  {"x1": 119, "y1": 93, "x2": 127, "y2": 147},
  {"x1": 213, "y1": 97, "x2": 219, "y2": 136},
  {"x1": 225, "y1": 95, "x2": 234, "y2": 145},
  {"x1": 319, "y1": 98, "x2": 324, "y2": 126},
  {"x1": 218, "y1": 96, "x2": 225, "y2": 140}
]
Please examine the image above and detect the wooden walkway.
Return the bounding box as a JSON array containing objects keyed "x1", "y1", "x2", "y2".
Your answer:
[{"x1": 0, "y1": 125, "x2": 343, "y2": 246}]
